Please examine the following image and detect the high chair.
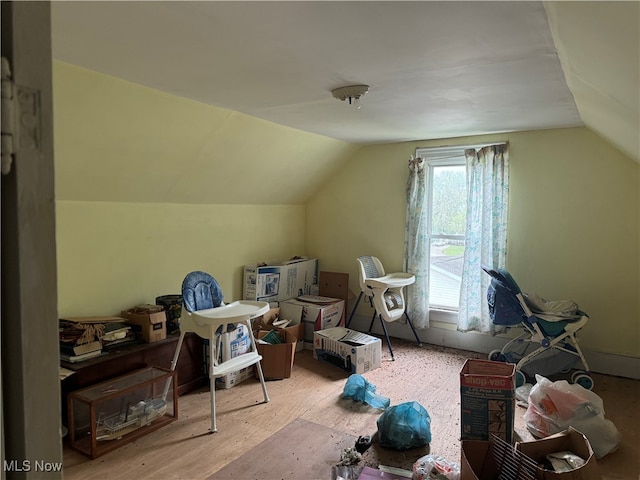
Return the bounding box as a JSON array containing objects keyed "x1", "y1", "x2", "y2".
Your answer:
[
  {"x1": 347, "y1": 256, "x2": 422, "y2": 360},
  {"x1": 165, "y1": 271, "x2": 270, "y2": 433}
]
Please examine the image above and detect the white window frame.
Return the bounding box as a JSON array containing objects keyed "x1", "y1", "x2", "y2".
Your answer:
[{"x1": 416, "y1": 146, "x2": 468, "y2": 324}]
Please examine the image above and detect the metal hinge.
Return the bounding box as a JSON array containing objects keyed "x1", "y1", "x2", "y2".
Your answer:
[
  {"x1": 1, "y1": 56, "x2": 42, "y2": 175},
  {"x1": 1, "y1": 57, "x2": 14, "y2": 175}
]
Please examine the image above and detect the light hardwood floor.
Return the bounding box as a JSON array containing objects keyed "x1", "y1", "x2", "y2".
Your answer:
[{"x1": 63, "y1": 340, "x2": 639, "y2": 480}]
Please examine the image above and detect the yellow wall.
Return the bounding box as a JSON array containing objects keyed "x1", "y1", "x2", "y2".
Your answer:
[
  {"x1": 53, "y1": 61, "x2": 639, "y2": 360},
  {"x1": 52, "y1": 61, "x2": 359, "y2": 205},
  {"x1": 56, "y1": 201, "x2": 305, "y2": 316},
  {"x1": 53, "y1": 61, "x2": 355, "y2": 317},
  {"x1": 306, "y1": 128, "x2": 640, "y2": 357}
]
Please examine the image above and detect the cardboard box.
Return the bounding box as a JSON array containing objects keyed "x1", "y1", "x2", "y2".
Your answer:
[
  {"x1": 517, "y1": 428, "x2": 601, "y2": 480},
  {"x1": 215, "y1": 324, "x2": 255, "y2": 389},
  {"x1": 254, "y1": 307, "x2": 305, "y2": 352},
  {"x1": 280, "y1": 296, "x2": 345, "y2": 346},
  {"x1": 243, "y1": 258, "x2": 318, "y2": 302},
  {"x1": 284, "y1": 321, "x2": 304, "y2": 353},
  {"x1": 461, "y1": 438, "x2": 539, "y2": 480},
  {"x1": 313, "y1": 327, "x2": 381, "y2": 374},
  {"x1": 255, "y1": 328, "x2": 297, "y2": 380},
  {"x1": 461, "y1": 428, "x2": 601, "y2": 480},
  {"x1": 121, "y1": 305, "x2": 166, "y2": 343},
  {"x1": 460, "y1": 358, "x2": 516, "y2": 443},
  {"x1": 460, "y1": 440, "x2": 493, "y2": 480},
  {"x1": 217, "y1": 366, "x2": 255, "y2": 390}
]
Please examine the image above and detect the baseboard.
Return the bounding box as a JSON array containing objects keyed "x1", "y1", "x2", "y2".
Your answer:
[{"x1": 347, "y1": 314, "x2": 640, "y2": 380}]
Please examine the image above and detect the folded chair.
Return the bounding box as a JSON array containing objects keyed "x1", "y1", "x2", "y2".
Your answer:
[
  {"x1": 165, "y1": 271, "x2": 270, "y2": 433},
  {"x1": 347, "y1": 256, "x2": 422, "y2": 360}
]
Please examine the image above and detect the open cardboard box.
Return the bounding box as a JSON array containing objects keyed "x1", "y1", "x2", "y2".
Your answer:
[
  {"x1": 255, "y1": 327, "x2": 297, "y2": 380},
  {"x1": 312, "y1": 327, "x2": 381, "y2": 374},
  {"x1": 460, "y1": 428, "x2": 601, "y2": 480},
  {"x1": 516, "y1": 427, "x2": 601, "y2": 480},
  {"x1": 280, "y1": 297, "x2": 344, "y2": 347},
  {"x1": 254, "y1": 307, "x2": 304, "y2": 352},
  {"x1": 121, "y1": 305, "x2": 166, "y2": 343}
]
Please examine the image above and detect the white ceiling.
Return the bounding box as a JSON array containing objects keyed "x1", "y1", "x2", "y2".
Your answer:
[{"x1": 50, "y1": 1, "x2": 639, "y2": 160}]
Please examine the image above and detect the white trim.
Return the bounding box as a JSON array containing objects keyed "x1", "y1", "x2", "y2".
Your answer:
[
  {"x1": 429, "y1": 308, "x2": 458, "y2": 324},
  {"x1": 348, "y1": 313, "x2": 640, "y2": 380},
  {"x1": 416, "y1": 142, "x2": 507, "y2": 158}
]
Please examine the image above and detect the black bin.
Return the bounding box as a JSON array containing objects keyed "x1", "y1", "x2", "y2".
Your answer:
[{"x1": 156, "y1": 294, "x2": 183, "y2": 335}]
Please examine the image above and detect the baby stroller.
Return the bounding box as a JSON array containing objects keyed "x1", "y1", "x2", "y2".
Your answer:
[{"x1": 482, "y1": 266, "x2": 593, "y2": 390}]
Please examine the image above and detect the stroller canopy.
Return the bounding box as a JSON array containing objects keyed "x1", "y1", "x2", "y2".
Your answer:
[{"x1": 482, "y1": 266, "x2": 583, "y2": 325}]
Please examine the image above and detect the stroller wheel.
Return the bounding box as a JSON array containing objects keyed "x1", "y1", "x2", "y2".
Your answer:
[
  {"x1": 515, "y1": 370, "x2": 526, "y2": 388},
  {"x1": 488, "y1": 349, "x2": 506, "y2": 362},
  {"x1": 572, "y1": 372, "x2": 594, "y2": 390},
  {"x1": 571, "y1": 370, "x2": 586, "y2": 382}
]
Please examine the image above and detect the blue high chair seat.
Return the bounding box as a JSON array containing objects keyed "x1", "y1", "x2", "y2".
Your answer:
[{"x1": 181, "y1": 270, "x2": 224, "y2": 312}]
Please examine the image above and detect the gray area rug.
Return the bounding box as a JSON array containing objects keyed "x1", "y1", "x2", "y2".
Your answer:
[{"x1": 208, "y1": 418, "x2": 357, "y2": 480}]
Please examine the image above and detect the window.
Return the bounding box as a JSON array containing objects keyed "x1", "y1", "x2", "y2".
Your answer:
[
  {"x1": 416, "y1": 148, "x2": 467, "y2": 313},
  {"x1": 406, "y1": 143, "x2": 508, "y2": 331},
  {"x1": 427, "y1": 162, "x2": 466, "y2": 310}
]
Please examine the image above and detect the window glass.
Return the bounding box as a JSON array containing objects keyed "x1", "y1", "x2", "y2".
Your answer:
[{"x1": 416, "y1": 150, "x2": 467, "y2": 315}]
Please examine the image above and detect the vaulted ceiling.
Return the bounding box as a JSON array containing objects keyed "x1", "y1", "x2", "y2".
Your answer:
[{"x1": 51, "y1": 1, "x2": 639, "y2": 162}]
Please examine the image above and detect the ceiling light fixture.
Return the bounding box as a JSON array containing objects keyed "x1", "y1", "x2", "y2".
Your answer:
[{"x1": 331, "y1": 85, "x2": 369, "y2": 109}]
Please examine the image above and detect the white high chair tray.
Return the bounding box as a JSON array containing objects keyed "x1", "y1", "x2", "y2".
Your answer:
[
  {"x1": 192, "y1": 300, "x2": 269, "y2": 325},
  {"x1": 366, "y1": 272, "x2": 415, "y2": 288}
]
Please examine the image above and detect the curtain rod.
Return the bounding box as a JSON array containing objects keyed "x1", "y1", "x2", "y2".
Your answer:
[{"x1": 415, "y1": 142, "x2": 507, "y2": 154}]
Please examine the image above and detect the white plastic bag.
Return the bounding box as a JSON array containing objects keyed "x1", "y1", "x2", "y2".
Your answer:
[
  {"x1": 412, "y1": 454, "x2": 460, "y2": 480},
  {"x1": 515, "y1": 383, "x2": 533, "y2": 405},
  {"x1": 524, "y1": 374, "x2": 621, "y2": 458}
]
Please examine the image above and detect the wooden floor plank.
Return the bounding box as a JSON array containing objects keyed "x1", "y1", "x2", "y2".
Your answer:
[
  {"x1": 209, "y1": 418, "x2": 356, "y2": 479},
  {"x1": 62, "y1": 340, "x2": 639, "y2": 480}
]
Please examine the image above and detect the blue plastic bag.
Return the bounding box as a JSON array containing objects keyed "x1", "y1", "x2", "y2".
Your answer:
[
  {"x1": 376, "y1": 401, "x2": 431, "y2": 450},
  {"x1": 342, "y1": 374, "x2": 390, "y2": 409}
]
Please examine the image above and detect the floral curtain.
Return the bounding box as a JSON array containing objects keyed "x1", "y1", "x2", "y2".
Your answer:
[
  {"x1": 404, "y1": 155, "x2": 430, "y2": 328},
  {"x1": 458, "y1": 144, "x2": 509, "y2": 333}
]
